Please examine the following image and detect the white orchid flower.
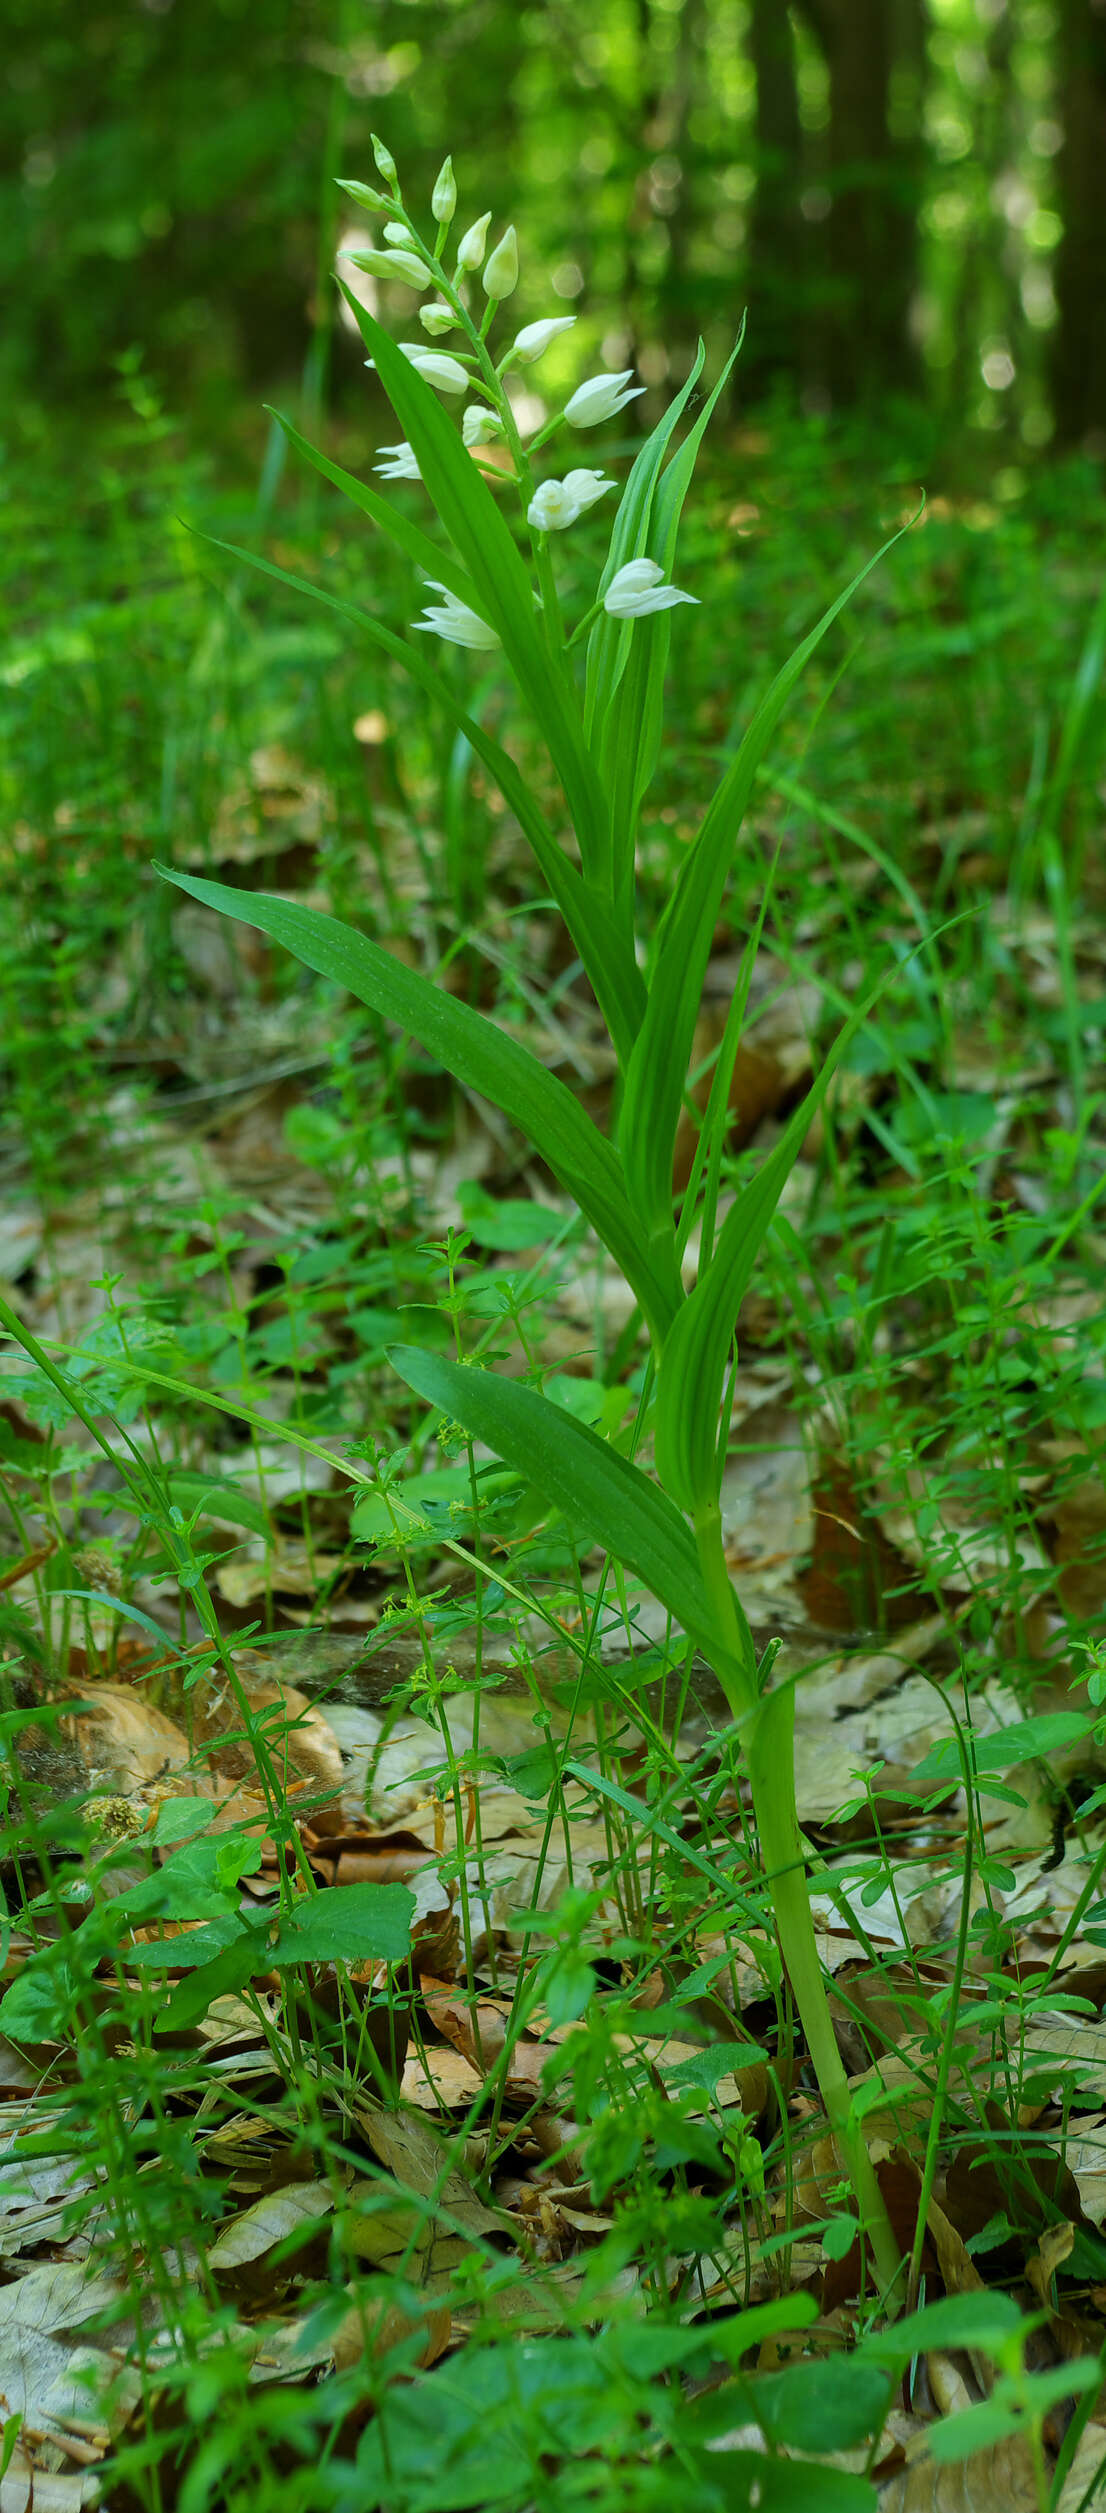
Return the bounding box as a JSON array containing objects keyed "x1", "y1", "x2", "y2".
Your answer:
[
  {"x1": 374, "y1": 442, "x2": 421, "y2": 481},
  {"x1": 413, "y1": 582, "x2": 500, "y2": 650},
  {"x1": 395, "y1": 344, "x2": 470, "y2": 394},
  {"x1": 462, "y1": 405, "x2": 505, "y2": 447},
  {"x1": 510, "y1": 316, "x2": 576, "y2": 364},
  {"x1": 603, "y1": 558, "x2": 698, "y2": 618},
  {"x1": 563, "y1": 370, "x2": 644, "y2": 428},
  {"x1": 527, "y1": 469, "x2": 614, "y2": 531},
  {"x1": 418, "y1": 301, "x2": 456, "y2": 337},
  {"x1": 562, "y1": 468, "x2": 614, "y2": 514}
]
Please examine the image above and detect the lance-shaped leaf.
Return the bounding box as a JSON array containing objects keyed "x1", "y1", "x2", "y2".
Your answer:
[
  {"x1": 270, "y1": 407, "x2": 477, "y2": 611},
  {"x1": 187, "y1": 521, "x2": 644, "y2": 1062},
  {"x1": 654, "y1": 1001, "x2": 871, "y2": 1513},
  {"x1": 619, "y1": 516, "x2": 917, "y2": 1238},
  {"x1": 157, "y1": 872, "x2": 680, "y2": 1340},
  {"x1": 584, "y1": 343, "x2": 706, "y2": 756},
  {"x1": 600, "y1": 325, "x2": 746, "y2": 901},
  {"x1": 387, "y1": 1345, "x2": 725, "y2": 1663},
  {"x1": 350, "y1": 296, "x2": 610, "y2": 884}
]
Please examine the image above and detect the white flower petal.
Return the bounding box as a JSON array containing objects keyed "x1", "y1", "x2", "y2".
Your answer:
[
  {"x1": 603, "y1": 557, "x2": 698, "y2": 618},
  {"x1": 560, "y1": 468, "x2": 615, "y2": 513},
  {"x1": 374, "y1": 441, "x2": 422, "y2": 481},
  {"x1": 563, "y1": 370, "x2": 644, "y2": 427},
  {"x1": 412, "y1": 581, "x2": 500, "y2": 649}
]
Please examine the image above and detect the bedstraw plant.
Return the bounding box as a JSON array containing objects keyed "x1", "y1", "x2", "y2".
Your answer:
[{"x1": 162, "y1": 136, "x2": 910, "y2": 2295}]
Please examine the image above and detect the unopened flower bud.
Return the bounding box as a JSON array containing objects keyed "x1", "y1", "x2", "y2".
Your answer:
[
  {"x1": 511, "y1": 315, "x2": 576, "y2": 364},
  {"x1": 482, "y1": 225, "x2": 519, "y2": 301},
  {"x1": 432, "y1": 156, "x2": 457, "y2": 224},
  {"x1": 397, "y1": 344, "x2": 470, "y2": 394},
  {"x1": 455, "y1": 212, "x2": 491, "y2": 272},
  {"x1": 462, "y1": 404, "x2": 504, "y2": 447},
  {"x1": 383, "y1": 221, "x2": 410, "y2": 245},
  {"x1": 371, "y1": 134, "x2": 398, "y2": 188},
  {"x1": 345, "y1": 246, "x2": 431, "y2": 290},
  {"x1": 419, "y1": 300, "x2": 457, "y2": 336},
  {"x1": 337, "y1": 177, "x2": 390, "y2": 214}
]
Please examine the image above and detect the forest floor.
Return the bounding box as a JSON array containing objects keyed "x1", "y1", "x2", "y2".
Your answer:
[{"x1": 2, "y1": 390, "x2": 1106, "y2": 2512}]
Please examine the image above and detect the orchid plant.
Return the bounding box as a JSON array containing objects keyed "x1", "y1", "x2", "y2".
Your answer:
[{"x1": 162, "y1": 136, "x2": 907, "y2": 2294}]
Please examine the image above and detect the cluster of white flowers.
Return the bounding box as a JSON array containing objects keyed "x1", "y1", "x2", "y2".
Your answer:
[{"x1": 348, "y1": 139, "x2": 698, "y2": 648}]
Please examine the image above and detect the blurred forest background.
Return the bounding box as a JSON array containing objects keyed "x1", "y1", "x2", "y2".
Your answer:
[{"x1": 5, "y1": 0, "x2": 1106, "y2": 461}]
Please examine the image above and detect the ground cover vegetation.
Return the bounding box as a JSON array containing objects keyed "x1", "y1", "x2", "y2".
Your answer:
[{"x1": 3, "y1": 8, "x2": 1106, "y2": 2511}]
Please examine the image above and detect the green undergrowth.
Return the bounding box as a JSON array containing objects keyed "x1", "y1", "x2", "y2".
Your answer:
[{"x1": 3, "y1": 371, "x2": 1106, "y2": 2509}]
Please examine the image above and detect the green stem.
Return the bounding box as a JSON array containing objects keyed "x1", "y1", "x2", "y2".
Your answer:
[{"x1": 692, "y1": 1507, "x2": 903, "y2": 2302}]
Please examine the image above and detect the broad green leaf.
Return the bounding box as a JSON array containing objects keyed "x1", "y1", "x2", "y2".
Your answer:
[
  {"x1": 387, "y1": 1345, "x2": 722, "y2": 1658},
  {"x1": 730, "y1": 2358, "x2": 889, "y2": 2454},
  {"x1": 351, "y1": 1464, "x2": 489, "y2": 1544},
  {"x1": 349, "y1": 297, "x2": 610, "y2": 883},
  {"x1": 267, "y1": 1881, "x2": 413, "y2": 1966},
  {"x1": 859, "y1": 2291, "x2": 1024, "y2": 2367},
  {"x1": 654, "y1": 1002, "x2": 869, "y2": 1511},
  {"x1": 166, "y1": 1470, "x2": 270, "y2": 1537},
  {"x1": 157, "y1": 872, "x2": 679, "y2": 1340},
  {"x1": 620, "y1": 516, "x2": 916, "y2": 1237},
  {"x1": 912, "y1": 1712, "x2": 1092, "y2": 1785},
  {"x1": 191, "y1": 522, "x2": 644, "y2": 1062}
]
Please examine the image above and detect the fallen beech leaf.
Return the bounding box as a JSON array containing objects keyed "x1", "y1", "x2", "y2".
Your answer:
[
  {"x1": 402, "y1": 2046, "x2": 484, "y2": 2109},
  {"x1": 354, "y1": 2104, "x2": 506, "y2": 2237},
  {"x1": 1056, "y1": 2424, "x2": 1106, "y2": 2510},
  {"x1": 208, "y1": 2180, "x2": 333, "y2": 2271},
  {"x1": 880, "y1": 2431, "x2": 1041, "y2": 2511},
  {"x1": 329, "y1": 2290, "x2": 451, "y2": 2372},
  {"x1": 52, "y1": 1685, "x2": 195, "y2": 1796},
  {"x1": 195, "y1": 1671, "x2": 343, "y2": 1798}
]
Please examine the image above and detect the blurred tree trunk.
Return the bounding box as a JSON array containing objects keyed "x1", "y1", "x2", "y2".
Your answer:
[
  {"x1": 1051, "y1": 0, "x2": 1106, "y2": 441},
  {"x1": 946, "y1": 2, "x2": 1022, "y2": 437},
  {"x1": 794, "y1": 0, "x2": 921, "y2": 402},
  {"x1": 745, "y1": 0, "x2": 805, "y2": 387},
  {"x1": 658, "y1": 0, "x2": 709, "y2": 356}
]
